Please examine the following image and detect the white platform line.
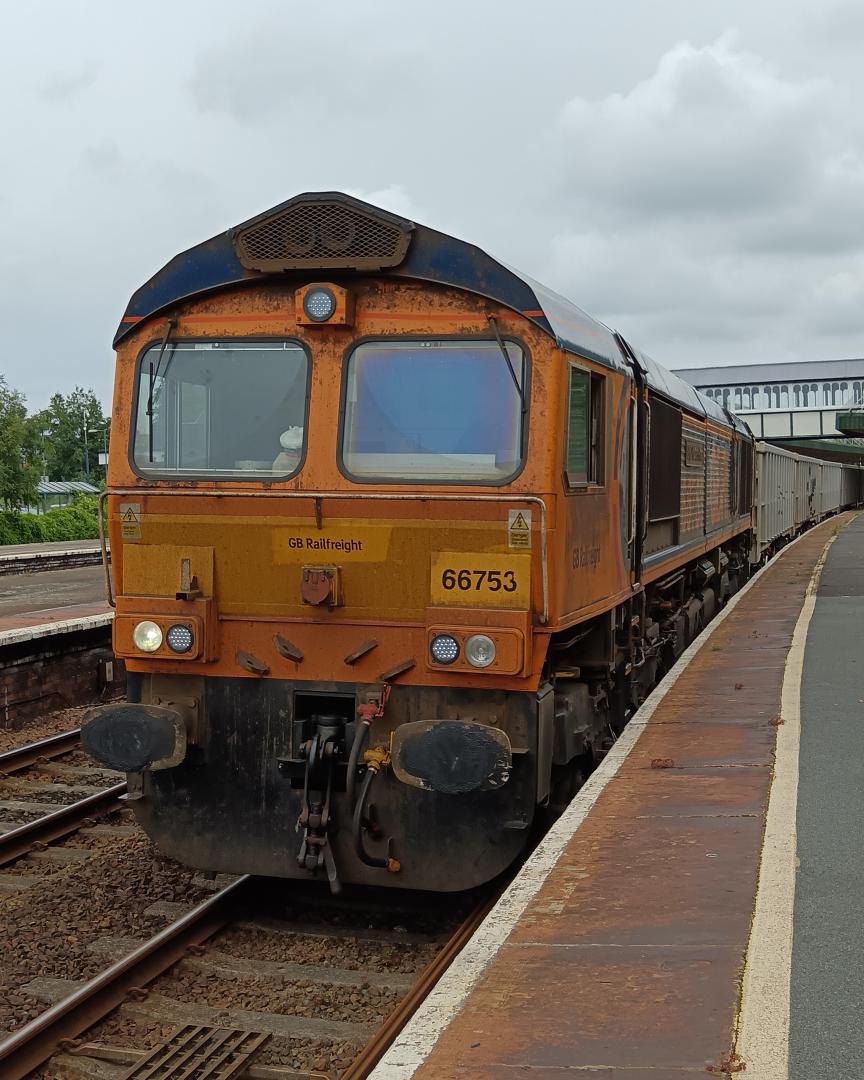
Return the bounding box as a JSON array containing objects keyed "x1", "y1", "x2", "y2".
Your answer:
[
  {"x1": 734, "y1": 526, "x2": 844, "y2": 1077},
  {"x1": 370, "y1": 528, "x2": 824, "y2": 1080},
  {"x1": 0, "y1": 612, "x2": 113, "y2": 648}
]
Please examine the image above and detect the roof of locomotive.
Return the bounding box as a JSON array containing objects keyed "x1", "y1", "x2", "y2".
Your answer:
[{"x1": 115, "y1": 191, "x2": 741, "y2": 432}]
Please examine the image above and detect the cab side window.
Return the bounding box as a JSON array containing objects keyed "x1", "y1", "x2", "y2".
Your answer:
[{"x1": 566, "y1": 364, "x2": 604, "y2": 487}]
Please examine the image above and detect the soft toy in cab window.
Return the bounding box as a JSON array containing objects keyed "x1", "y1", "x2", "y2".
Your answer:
[{"x1": 272, "y1": 426, "x2": 304, "y2": 473}]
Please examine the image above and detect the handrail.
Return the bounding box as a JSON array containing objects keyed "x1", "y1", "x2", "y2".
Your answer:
[{"x1": 97, "y1": 490, "x2": 114, "y2": 608}]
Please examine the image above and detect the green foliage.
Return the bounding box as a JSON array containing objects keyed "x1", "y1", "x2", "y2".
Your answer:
[
  {"x1": 0, "y1": 495, "x2": 100, "y2": 545},
  {"x1": 34, "y1": 387, "x2": 109, "y2": 484},
  {"x1": 0, "y1": 376, "x2": 42, "y2": 510}
]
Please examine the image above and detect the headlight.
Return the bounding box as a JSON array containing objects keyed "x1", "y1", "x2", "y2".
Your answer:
[
  {"x1": 429, "y1": 634, "x2": 460, "y2": 665},
  {"x1": 132, "y1": 621, "x2": 163, "y2": 653},
  {"x1": 302, "y1": 286, "x2": 336, "y2": 322},
  {"x1": 465, "y1": 634, "x2": 496, "y2": 668},
  {"x1": 166, "y1": 624, "x2": 194, "y2": 654}
]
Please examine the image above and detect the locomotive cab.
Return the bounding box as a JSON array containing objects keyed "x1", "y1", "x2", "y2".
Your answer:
[{"x1": 83, "y1": 192, "x2": 751, "y2": 891}]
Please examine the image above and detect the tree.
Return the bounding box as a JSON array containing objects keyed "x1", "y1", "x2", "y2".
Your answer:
[
  {"x1": 0, "y1": 376, "x2": 41, "y2": 510},
  {"x1": 35, "y1": 388, "x2": 109, "y2": 484}
]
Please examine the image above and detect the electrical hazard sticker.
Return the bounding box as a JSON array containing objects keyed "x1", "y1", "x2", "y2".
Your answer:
[
  {"x1": 119, "y1": 502, "x2": 141, "y2": 541},
  {"x1": 508, "y1": 509, "x2": 531, "y2": 549}
]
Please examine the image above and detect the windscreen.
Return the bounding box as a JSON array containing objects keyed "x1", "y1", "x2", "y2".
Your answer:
[
  {"x1": 341, "y1": 340, "x2": 526, "y2": 482},
  {"x1": 132, "y1": 341, "x2": 308, "y2": 479}
]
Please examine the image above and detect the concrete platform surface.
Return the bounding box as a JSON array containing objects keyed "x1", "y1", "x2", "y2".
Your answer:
[
  {"x1": 0, "y1": 604, "x2": 112, "y2": 647},
  {"x1": 0, "y1": 539, "x2": 101, "y2": 557},
  {"x1": 370, "y1": 513, "x2": 855, "y2": 1080},
  {"x1": 790, "y1": 513, "x2": 864, "y2": 1079},
  {"x1": 0, "y1": 563, "x2": 111, "y2": 647},
  {"x1": 0, "y1": 565, "x2": 108, "y2": 620}
]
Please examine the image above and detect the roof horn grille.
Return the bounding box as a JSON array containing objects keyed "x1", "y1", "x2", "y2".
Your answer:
[{"x1": 233, "y1": 195, "x2": 413, "y2": 272}]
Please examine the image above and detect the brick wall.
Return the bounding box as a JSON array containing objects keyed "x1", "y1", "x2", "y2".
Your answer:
[{"x1": 0, "y1": 627, "x2": 125, "y2": 730}]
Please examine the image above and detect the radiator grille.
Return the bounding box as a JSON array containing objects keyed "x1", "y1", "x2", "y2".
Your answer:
[{"x1": 234, "y1": 200, "x2": 412, "y2": 271}]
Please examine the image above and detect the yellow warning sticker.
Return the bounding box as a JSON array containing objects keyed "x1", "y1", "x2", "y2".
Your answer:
[
  {"x1": 507, "y1": 509, "x2": 532, "y2": 550},
  {"x1": 430, "y1": 552, "x2": 531, "y2": 608},
  {"x1": 119, "y1": 502, "x2": 141, "y2": 542}
]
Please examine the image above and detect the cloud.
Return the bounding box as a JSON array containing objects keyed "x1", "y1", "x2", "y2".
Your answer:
[
  {"x1": 38, "y1": 63, "x2": 100, "y2": 102},
  {"x1": 555, "y1": 37, "x2": 832, "y2": 221},
  {"x1": 82, "y1": 139, "x2": 123, "y2": 177},
  {"x1": 808, "y1": 0, "x2": 864, "y2": 49},
  {"x1": 533, "y1": 35, "x2": 864, "y2": 369},
  {"x1": 6, "y1": 2, "x2": 864, "y2": 407},
  {"x1": 188, "y1": 19, "x2": 419, "y2": 122}
]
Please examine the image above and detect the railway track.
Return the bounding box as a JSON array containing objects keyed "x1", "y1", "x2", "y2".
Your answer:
[
  {"x1": 0, "y1": 730, "x2": 127, "y2": 868},
  {"x1": 0, "y1": 729, "x2": 82, "y2": 775},
  {"x1": 0, "y1": 727, "x2": 500, "y2": 1079},
  {"x1": 0, "y1": 874, "x2": 499, "y2": 1079}
]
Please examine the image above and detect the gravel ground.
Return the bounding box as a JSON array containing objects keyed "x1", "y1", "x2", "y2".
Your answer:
[
  {"x1": 1, "y1": 855, "x2": 69, "y2": 878},
  {"x1": 0, "y1": 779, "x2": 108, "y2": 805},
  {"x1": 0, "y1": 833, "x2": 210, "y2": 1034},
  {"x1": 56, "y1": 750, "x2": 112, "y2": 769},
  {"x1": 22, "y1": 880, "x2": 470, "y2": 1079},
  {"x1": 63, "y1": 821, "x2": 137, "y2": 850},
  {"x1": 262, "y1": 893, "x2": 462, "y2": 937},
  {"x1": 0, "y1": 704, "x2": 94, "y2": 753},
  {"x1": 219, "y1": 924, "x2": 437, "y2": 974},
  {"x1": 152, "y1": 964, "x2": 398, "y2": 1024},
  {"x1": 0, "y1": 707, "x2": 477, "y2": 1079},
  {"x1": 61, "y1": 1009, "x2": 360, "y2": 1077},
  {"x1": 0, "y1": 807, "x2": 44, "y2": 825},
  {"x1": 34, "y1": 762, "x2": 119, "y2": 785}
]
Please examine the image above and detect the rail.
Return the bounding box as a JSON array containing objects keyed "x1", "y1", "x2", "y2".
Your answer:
[
  {"x1": 0, "y1": 728, "x2": 81, "y2": 775},
  {"x1": 0, "y1": 781, "x2": 127, "y2": 867},
  {"x1": 0, "y1": 875, "x2": 253, "y2": 1079},
  {"x1": 342, "y1": 889, "x2": 499, "y2": 1079}
]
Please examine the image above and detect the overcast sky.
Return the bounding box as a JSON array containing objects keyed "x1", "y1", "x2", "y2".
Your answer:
[{"x1": 3, "y1": 0, "x2": 864, "y2": 410}]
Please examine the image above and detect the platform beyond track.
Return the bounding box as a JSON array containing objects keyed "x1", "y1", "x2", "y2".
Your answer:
[
  {"x1": 0, "y1": 565, "x2": 108, "y2": 622},
  {"x1": 370, "y1": 513, "x2": 854, "y2": 1079},
  {"x1": 0, "y1": 540, "x2": 106, "y2": 578},
  {"x1": 0, "y1": 540, "x2": 102, "y2": 558}
]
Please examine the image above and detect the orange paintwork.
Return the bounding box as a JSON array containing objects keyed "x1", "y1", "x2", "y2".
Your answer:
[{"x1": 106, "y1": 277, "x2": 746, "y2": 693}]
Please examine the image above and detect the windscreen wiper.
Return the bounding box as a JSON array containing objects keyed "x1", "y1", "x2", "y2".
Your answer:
[
  {"x1": 487, "y1": 315, "x2": 526, "y2": 414},
  {"x1": 146, "y1": 318, "x2": 177, "y2": 462}
]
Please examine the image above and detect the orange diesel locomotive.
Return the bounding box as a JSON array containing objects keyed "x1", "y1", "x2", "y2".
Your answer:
[{"x1": 83, "y1": 193, "x2": 754, "y2": 891}]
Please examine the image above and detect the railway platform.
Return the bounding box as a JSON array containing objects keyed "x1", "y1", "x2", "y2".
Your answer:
[
  {"x1": 0, "y1": 539, "x2": 102, "y2": 558},
  {"x1": 372, "y1": 511, "x2": 862, "y2": 1080},
  {"x1": 0, "y1": 602, "x2": 111, "y2": 648},
  {"x1": 0, "y1": 565, "x2": 109, "y2": 633},
  {"x1": 0, "y1": 567, "x2": 114, "y2": 726},
  {"x1": 0, "y1": 538, "x2": 105, "y2": 578}
]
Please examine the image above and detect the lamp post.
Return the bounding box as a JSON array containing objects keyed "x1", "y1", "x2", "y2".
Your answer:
[
  {"x1": 82, "y1": 414, "x2": 90, "y2": 479},
  {"x1": 91, "y1": 426, "x2": 109, "y2": 475}
]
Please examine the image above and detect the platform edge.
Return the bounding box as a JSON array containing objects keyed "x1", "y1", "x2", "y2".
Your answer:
[
  {"x1": 369, "y1": 526, "x2": 829, "y2": 1079},
  {"x1": 734, "y1": 519, "x2": 850, "y2": 1078}
]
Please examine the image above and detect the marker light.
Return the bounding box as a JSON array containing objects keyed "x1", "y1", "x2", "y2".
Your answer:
[
  {"x1": 465, "y1": 634, "x2": 496, "y2": 669},
  {"x1": 430, "y1": 634, "x2": 460, "y2": 665},
  {"x1": 133, "y1": 621, "x2": 163, "y2": 653},
  {"x1": 302, "y1": 286, "x2": 336, "y2": 322},
  {"x1": 166, "y1": 624, "x2": 194, "y2": 654}
]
